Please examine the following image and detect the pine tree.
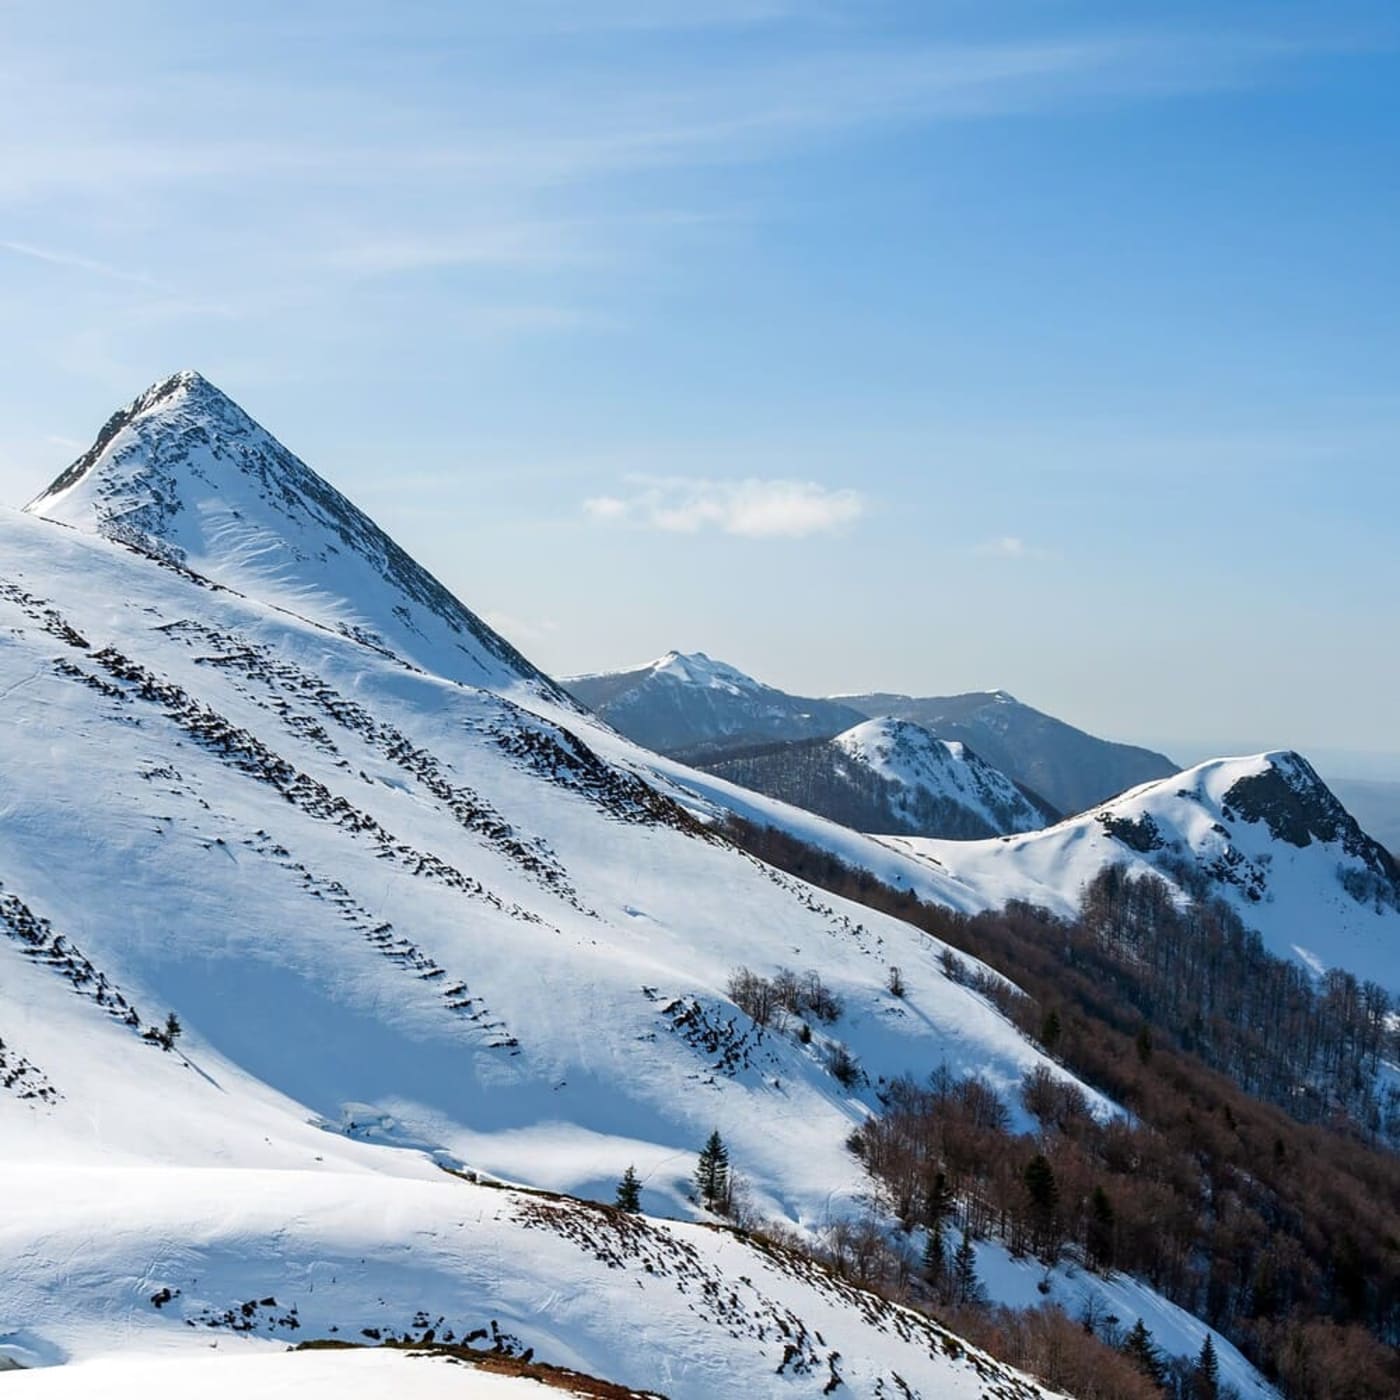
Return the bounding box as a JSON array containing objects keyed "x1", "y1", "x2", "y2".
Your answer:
[
  {"x1": 1086, "y1": 1184, "x2": 1115, "y2": 1272},
  {"x1": 695, "y1": 1130, "x2": 730, "y2": 1211},
  {"x1": 614, "y1": 1165, "x2": 642, "y2": 1212},
  {"x1": 1194, "y1": 1334, "x2": 1220, "y2": 1400},
  {"x1": 1023, "y1": 1153, "x2": 1060, "y2": 1260},
  {"x1": 162, "y1": 1011, "x2": 182, "y2": 1052},
  {"x1": 952, "y1": 1231, "x2": 983, "y2": 1306},
  {"x1": 1039, "y1": 1008, "x2": 1062, "y2": 1054},
  {"x1": 921, "y1": 1218, "x2": 946, "y2": 1284},
  {"x1": 923, "y1": 1169, "x2": 955, "y2": 1230},
  {"x1": 1122, "y1": 1318, "x2": 1167, "y2": 1386}
]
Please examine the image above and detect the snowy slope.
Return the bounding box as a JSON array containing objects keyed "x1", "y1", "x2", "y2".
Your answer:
[
  {"x1": 26, "y1": 371, "x2": 561, "y2": 700},
  {"x1": 566, "y1": 651, "x2": 865, "y2": 756},
  {"x1": 0, "y1": 502, "x2": 1102, "y2": 1209},
  {"x1": 891, "y1": 754, "x2": 1400, "y2": 988}
]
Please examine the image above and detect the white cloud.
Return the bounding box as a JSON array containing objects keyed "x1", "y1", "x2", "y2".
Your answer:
[
  {"x1": 976, "y1": 535, "x2": 1054, "y2": 560},
  {"x1": 584, "y1": 476, "x2": 866, "y2": 538}
]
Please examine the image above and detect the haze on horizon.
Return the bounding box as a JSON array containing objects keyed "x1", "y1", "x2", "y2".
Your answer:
[{"x1": 1, "y1": 1, "x2": 1396, "y2": 763}]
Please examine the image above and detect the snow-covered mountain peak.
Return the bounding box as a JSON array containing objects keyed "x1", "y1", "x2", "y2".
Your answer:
[
  {"x1": 26, "y1": 373, "x2": 562, "y2": 699},
  {"x1": 567, "y1": 651, "x2": 866, "y2": 756},
  {"x1": 648, "y1": 650, "x2": 762, "y2": 693}
]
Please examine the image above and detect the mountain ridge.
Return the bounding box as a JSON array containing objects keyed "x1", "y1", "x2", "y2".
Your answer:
[
  {"x1": 27, "y1": 370, "x2": 563, "y2": 701},
  {"x1": 568, "y1": 654, "x2": 1177, "y2": 813}
]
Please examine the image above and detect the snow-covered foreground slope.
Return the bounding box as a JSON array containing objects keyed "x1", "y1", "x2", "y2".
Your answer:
[
  {"x1": 889, "y1": 754, "x2": 1400, "y2": 988},
  {"x1": 0, "y1": 1157, "x2": 1057, "y2": 1397},
  {"x1": 26, "y1": 371, "x2": 560, "y2": 701}
]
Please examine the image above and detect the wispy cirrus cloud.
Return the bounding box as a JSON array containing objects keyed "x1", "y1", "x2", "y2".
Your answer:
[
  {"x1": 0, "y1": 238, "x2": 161, "y2": 287},
  {"x1": 584, "y1": 476, "x2": 866, "y2": 538}
]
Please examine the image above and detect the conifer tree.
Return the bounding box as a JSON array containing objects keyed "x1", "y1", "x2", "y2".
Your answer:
[
  {"x1": 921, "y1": 1217, "x2": 945, "y2": 1285},
  {"x1": 1086, "y1": 1184, "x2": 1115, "y2": 1272},
  {"x1": 162, "y1": 1011, "x2": 182, "y2": 1052},
  {"x1": 1122, "y1": 1318, "x2": 1167, "y2": 1386},
  {"x1": 614, "y1": 1164, "x2": 642, "y2": 1213},
  {"x1": 1023, "y1": 1153, "x2": 1060, "y2": 1260},
  {"x1": 952, "y1": 1231, "x2": 983, "y2": 1306},
  {"x1": 1194, "y1": 1334, "x2": 1220, "y2": 1400},
  {"x1": 695, "y1": 1130, "x2": 730, "y2": 1211},
  {"x1": 923, "y1": 1169, "x2": 955, "y2": 1230}
]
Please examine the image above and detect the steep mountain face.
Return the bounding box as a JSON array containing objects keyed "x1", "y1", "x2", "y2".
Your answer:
[
  {"x1": 892, "y1": 752, "x2": 1400, "y2": 988},
  {"x1": 26, "y1": 370, "x2": 561, "y2": 700},
  {"x1": 566, "y1": 651, "x2": 866, "y2": 757},
  {"x1": 701, "y1": 718, "x2": 1057, "y2": 840},
  {"x1": 843, "y1": 691, "x2": 1178, "y2": 815},
  {"x1": 0, "y1": 376, "x2": 1123, "y2": 1395}
]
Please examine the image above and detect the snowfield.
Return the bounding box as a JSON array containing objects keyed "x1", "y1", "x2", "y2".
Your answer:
[{"x1": 0, "y1": 371, "x2": 1281, "y2": 1396}]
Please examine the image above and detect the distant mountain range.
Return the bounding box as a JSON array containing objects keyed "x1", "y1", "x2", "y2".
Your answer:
[{"x1": 569, "y1": 653, "x2": 1177, "y2": 816}]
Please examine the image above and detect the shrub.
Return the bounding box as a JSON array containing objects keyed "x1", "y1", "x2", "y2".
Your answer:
[{"x1": 824, "y1": 1040, "x2": 862, "y2": 1089}]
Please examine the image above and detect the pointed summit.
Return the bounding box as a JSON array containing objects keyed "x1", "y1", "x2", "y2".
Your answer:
[{"x1": 27, "y1": 372, "x2": 563, "y2": 699}]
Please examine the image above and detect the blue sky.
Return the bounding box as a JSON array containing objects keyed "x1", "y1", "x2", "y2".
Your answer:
[{"x1": 1, "y1": 1, "x2": 1397, "y2": 762}]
